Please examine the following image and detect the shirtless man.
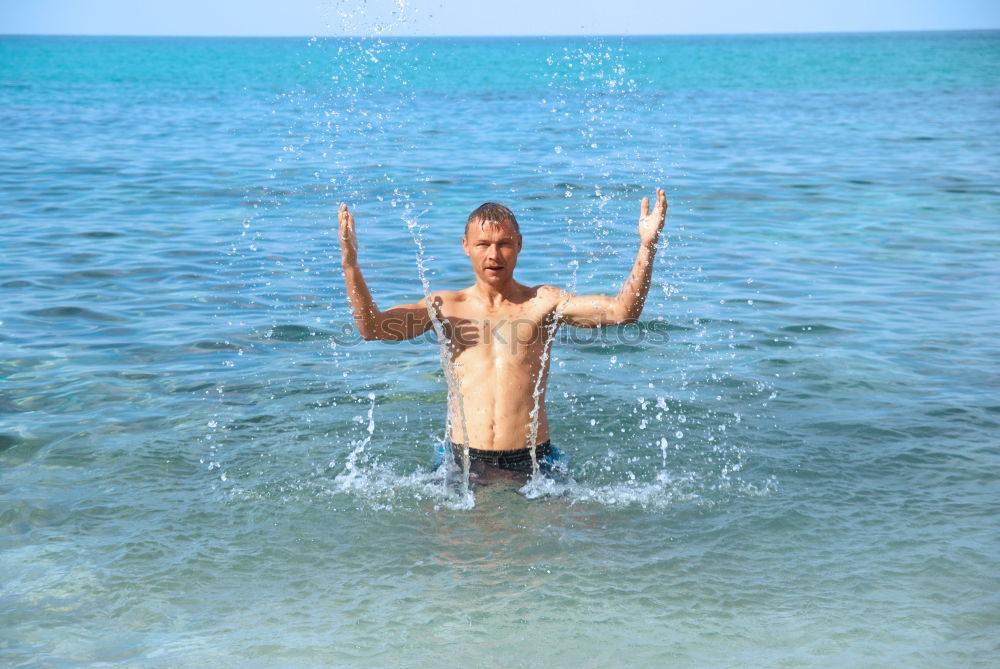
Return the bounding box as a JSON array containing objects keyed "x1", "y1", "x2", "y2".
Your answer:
[{"x1": 338, "y1": 188, "x2": 667, "y2": 478}]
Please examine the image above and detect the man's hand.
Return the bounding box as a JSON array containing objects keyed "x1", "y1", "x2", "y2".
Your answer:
[
  {"x1": 339, "y1": 203, "x2": 358, "y2": 264},
  {"x1": 638, "y1": 187, "x2": 668, "y2": 247}
]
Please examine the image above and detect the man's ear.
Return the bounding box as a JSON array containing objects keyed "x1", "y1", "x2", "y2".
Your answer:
[
  {"x1": 516, "y1": 234, "x2": 523, "y2": 251},
  {"x1": 462, "y1": 236, "x2": 469, "y2": 256}
]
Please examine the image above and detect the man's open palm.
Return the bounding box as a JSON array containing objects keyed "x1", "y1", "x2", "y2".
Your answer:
[{"x1": 639, "y1": 188, "x2": 668, "y2": 246}]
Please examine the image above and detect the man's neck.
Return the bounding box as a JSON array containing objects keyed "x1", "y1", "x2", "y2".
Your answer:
[{"x1": 471, "y1": 278, "x2": 521, "y2": 306}]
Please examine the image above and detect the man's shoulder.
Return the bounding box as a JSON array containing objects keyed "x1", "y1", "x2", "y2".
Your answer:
[
  {"x1": 532, "y1": 284, "x2": 571, "y2": 302},
  {"x1": 427, "y1": 289, "x2": 464, "y2": 302}
]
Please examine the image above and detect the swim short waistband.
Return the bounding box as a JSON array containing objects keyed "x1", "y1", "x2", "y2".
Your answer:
[{"x1": 448, "y1": 441, "x2": 552, "y2": 472}]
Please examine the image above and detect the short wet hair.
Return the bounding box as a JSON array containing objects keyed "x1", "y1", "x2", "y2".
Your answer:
[{"x1": 465, "y1": 202, "x2": 520, "y2": 236}]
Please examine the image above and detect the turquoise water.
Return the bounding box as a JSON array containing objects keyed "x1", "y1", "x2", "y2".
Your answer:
[{"x1": 2, "y1": 29, "x2": 999, "y2": 667}]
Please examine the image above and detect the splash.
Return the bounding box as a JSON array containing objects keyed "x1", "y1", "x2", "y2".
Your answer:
[
  {"x1": 332, "y1": 392, "x2": 376, "y2": 491},
  {"x1": 525, "y1": 299, "x2": 570, "y2": 476},
  {"x1": 405, "y1": 212, "x2": 473, "y2": 495},
  {"x1": 216, "y1": 10, "x2": 778, "y2": 511}
]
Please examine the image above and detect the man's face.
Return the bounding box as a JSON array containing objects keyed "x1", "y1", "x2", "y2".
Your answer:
[{"x1": 462, "y1": 219, "x2": 522, "y2": 285}]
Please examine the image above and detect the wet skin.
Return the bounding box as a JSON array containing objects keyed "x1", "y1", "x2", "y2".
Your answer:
[{"x1": 338, "y1": 189, "x2": 667, "y2": 451}]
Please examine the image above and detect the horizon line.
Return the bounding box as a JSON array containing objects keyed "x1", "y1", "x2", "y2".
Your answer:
[{"x1": 2, "y1": 27, "x2": 998, "y2": 40}]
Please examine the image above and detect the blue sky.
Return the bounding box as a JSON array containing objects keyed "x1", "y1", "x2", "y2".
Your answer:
[{"x1": 1, "y1": 0, "x2": 997, "y2": 36}]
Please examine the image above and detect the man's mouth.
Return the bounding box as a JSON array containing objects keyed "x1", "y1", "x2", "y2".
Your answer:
[{"x1": 485, "y1": 265, "x2": 504, "y2": 273}]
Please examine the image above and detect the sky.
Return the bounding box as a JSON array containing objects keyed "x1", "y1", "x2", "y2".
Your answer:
[{"x1": 1, "y1": 0, "x2": 998, "y2": 37}]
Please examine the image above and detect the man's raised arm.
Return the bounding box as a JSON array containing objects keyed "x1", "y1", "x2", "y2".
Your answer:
[
  {"x1": 338, "y1": 203, "x2": 433, "y2": 341},
  {"x1": 558, "y1": 187, "x2": 668, "y2": 327}
]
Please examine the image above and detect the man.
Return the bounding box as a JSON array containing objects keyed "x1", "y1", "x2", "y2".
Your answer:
[{"x1": 338, "y1": 188, "x2": 667, "y2": 479}]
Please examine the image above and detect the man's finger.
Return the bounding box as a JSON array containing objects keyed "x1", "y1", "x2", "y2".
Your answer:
[
  {"x1": 640, "y1": 196, "x2": 650, "y2": 218},
  {"x1": 339, "y1": 204, "x2": 356, "y2": 230}
]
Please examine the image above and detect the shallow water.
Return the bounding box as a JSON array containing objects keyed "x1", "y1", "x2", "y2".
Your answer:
[{"x1": 2, "y1": 30, "x2": 999, "y2": 667}]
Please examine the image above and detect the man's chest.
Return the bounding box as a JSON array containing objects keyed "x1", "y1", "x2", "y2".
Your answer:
[{"x1": 442, "y1": 306, "x2": 554, "y2": 356}]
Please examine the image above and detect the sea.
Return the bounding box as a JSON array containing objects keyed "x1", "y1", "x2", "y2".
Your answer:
[{"x1": 1, "y1": 26, "x2": 998, "y2": 668}]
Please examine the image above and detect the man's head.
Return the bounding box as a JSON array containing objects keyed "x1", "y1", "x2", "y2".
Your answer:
[
  {"x1": 463, "y1": 202, "x2": 522, "y2": 286},
  {"x1": 464, "y1": 202, "x2": 520, "y2": 237}
]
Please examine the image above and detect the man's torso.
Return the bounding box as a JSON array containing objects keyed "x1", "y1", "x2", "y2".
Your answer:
[{"x1": 431, "y1": 284, "x2": 561, "y2": 451}]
